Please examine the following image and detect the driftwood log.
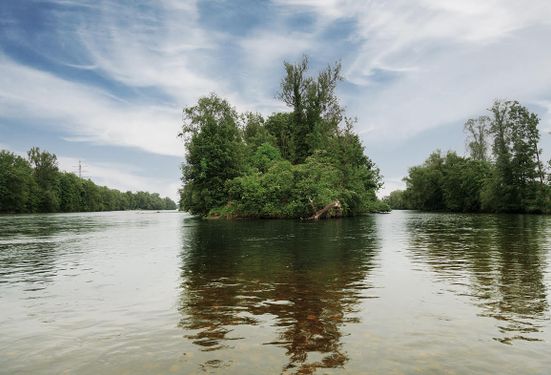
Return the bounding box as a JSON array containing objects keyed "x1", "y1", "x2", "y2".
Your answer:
[{"x1": 308, "y1": 200, "x2": 342, "y2": 220}]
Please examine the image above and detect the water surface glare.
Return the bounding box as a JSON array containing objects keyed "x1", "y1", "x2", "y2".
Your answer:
[{"x1": 1, "y1": 211, "x2": 550, "y2": 374}]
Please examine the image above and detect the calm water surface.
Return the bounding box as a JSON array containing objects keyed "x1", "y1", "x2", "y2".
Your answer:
[{"x1": 1, "y1": 211, "x2": 550, "y2": 374}]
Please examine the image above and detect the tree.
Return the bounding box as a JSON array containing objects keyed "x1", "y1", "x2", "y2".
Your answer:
[
  {"x1": 401, "y1": 100, "x2": 549, "y2": 214},
  {"x1": 59, "y1": 172, "x2": 82, "y2": 212},
  {"x1": 27, "y1": 147, "x2": 60, "y2": 212},
  {"x1": 179, "y1": 94, "x2": 244, "y2": 216},
  {"x1": 440, "y1": 152, "x2": 490, "y2": 212},
  {"x1": 278, "y1": 56, "x2": 343, "y2": 163},
  {"x1": 0, "y1": 151, "x2": 37, "y2": 213},
  {"x1": 278, "y1": 56, "x2": 309, "y2": 160},
  {"x1": 403, "y1": 151, "x2": 445, "y2": 211},
  {"x1": 508, "y1": 103, "x2": 543, "y2": 210},
  {"x1": 464, "y1": 116, "x2": 491, "y2": 161},
  {"x1": 1, "y1": 146, "x2": 176, "y2": 213},
  {"x1": 265, "y1": 112, "x2": 295, "y2": 161},
  {"x1": 383, "y1": 190, "x2": 407, "y2": 210},
  {"x1": 329, "y1": 119, "x2": 382, "y2": 214},
  {"x1": 242, "y1": 112, "x2": 275, "y2": 151},
  {"x1": 484, "y1": 100, "x2": 545, "y2": 212}
]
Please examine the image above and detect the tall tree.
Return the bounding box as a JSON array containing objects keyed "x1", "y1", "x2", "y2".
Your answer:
[
  {"x1": 0, "y1": 151, "x2": 37, "y2": 213},
  {"x1": 27, "y1": 147, "x2": 60, "y2": 212},
  {"x1": 278, "y1": 56, "x2": 343, "y2": 163},
  {"x1": 59, "y1": 172, "x2": 82, "y2": 212},
  {"x1": 265, "y1": 112, "x2": 295, "y2": 161},
  {"x1": 508, "y1": 102, "x2": 546, "y2": 210},
  {"x1": 464, "y1": 115, "x2": 491, "y2": 161},
  {"x1": 484, "y1": 100, "x2": 545, "y2": 212},
  {"x1": 179, "y1": 94, "x2": 244, "y2": 216},
  {"x1": 330, "y1": 119, "x2": 382, "y2": 213},
  {"x1": 403, "y1": 151, "x2": 445, "y2": 211},
  {"x1": 278, "y1": 56, "x2": 309, "y2": 154}
]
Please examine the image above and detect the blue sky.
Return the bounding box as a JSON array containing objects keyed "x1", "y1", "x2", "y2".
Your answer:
[{"x1": 1, "y1": 0, "x2": 551, "y2": 200}]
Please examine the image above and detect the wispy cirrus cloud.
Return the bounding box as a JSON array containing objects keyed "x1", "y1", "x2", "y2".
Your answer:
[
  {"x1": 73, "y1": 1, "x2": 218, "y2": 101},
  {"x1": 0, "y1": 56, "x2": 184, "y2": 157},
  {"x1": 274, "y1": 0, "x2": 551, "y2": 140}
]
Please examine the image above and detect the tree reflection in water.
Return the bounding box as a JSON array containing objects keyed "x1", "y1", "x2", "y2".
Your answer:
[
  {"x1": 178, "y1": 217, "x2": 380, "y2": 374},
  {"x1": 406, "y1": 213, "x2": 550, "y2": 344}
]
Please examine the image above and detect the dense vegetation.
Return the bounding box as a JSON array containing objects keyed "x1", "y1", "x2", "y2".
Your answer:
[
  {"x1": 385, "y1": 100, "x2": 551, "y2": 213},
  {"x1": 179, "y1": 57, "x2": 387, "y2": 219},
  {"x1": 0, "y1": 147, "x2": 177, "y2": 214}
]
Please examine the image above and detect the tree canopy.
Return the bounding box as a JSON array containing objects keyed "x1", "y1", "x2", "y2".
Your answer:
[
  {"x1": 0, "y1": 147, "x2": 176, "y2": 214},
  {"x1": 179, "y1": 57, "x2": 387, "y2": 219},
  {"x1": 385, "y1": 100, "x2": 551, "y2": 214}
]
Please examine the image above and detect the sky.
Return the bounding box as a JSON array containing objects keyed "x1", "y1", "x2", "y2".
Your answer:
[{"x1": 1, "y1": 0, "x2": 551, "y2": 201}]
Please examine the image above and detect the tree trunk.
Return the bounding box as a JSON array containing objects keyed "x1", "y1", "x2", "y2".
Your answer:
[{"x1": 308, "y1": 200, "x2": 341, "y2": 220}]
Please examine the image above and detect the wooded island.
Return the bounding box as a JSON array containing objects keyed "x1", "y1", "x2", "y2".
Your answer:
[{"x1": 178, "y1": 57, "x2": 387, "y2": 219}]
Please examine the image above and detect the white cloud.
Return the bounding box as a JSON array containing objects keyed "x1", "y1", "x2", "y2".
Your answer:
[
  {"x1": 0, "y1": 56, "x2": 184, "y2": 157},
  {"x1": 238, "y1": 30, "x2": 315, "y2": 113},
  {"x1": 71, "y1": 0, "x2": 229, "y2": 104},
  {"x1": 275, "y1": 0, "x2": 551, "y2": 140},
  {"x1": 536, "y1": 101, "x2": 551, "y2": 133},
  {"x1": 377, "y1": 177, "x2": 406, "y2": 199},
  {"x1": 274, "y1": 0, "x2": 347, "y2": 19},
  {"x1": 349, "y1": 26, "x2": 551, "y2": 140},
  {"x1": 0, "y1": 1, "x2": 244, "y2": 159}
]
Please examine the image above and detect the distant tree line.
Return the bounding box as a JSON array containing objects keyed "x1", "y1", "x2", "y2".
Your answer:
[
  {"x1": 0, "y1": 147, "x2": 177, "y2": 214},
  {"x1": 385, "y1": 100, "x2": 551, "y2": 213},
  {"x1": 179, "y1": 56, "x2": 387, "y2": 219}
]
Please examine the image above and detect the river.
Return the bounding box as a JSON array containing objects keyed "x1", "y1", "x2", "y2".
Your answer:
[{"x1": 1, "y1": 211, "x2": 550, "y2": 374}]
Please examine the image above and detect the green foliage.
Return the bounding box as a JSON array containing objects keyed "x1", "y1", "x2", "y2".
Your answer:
[
  {"x1": 0, "y1": 150, "x2": 37, "y2": 213},
  {"x1": 403, "y1": 151, "x2": 445, "y2": 211},
  {"x1": 277, "y1": 56, "x2": 343, "y2": 163},
  {"x1": 59, "y1": 172, "x2": 82, "y2": 212},
  {"x1": 481, "y1": 101, "x2": 546, "y2": 213},
  {"x1": 383, "y1": 190, "x2": 407, "y2": 210},
  {"x1": 329, "y1": 120, "x2": 382, "y2": 214},
  {"x1": 0, "y1": 147, "x2": 176, "y2": 214},
  {"x1": 242, "y1": 112, "x2": 276, "y2": 152},
  {"x1": 225, "y1": 154, "x2": 343, "y2": 219},
  {"x1": 441, "y1": 153, "x2": 491, "y2": 212},
  {"x1": 28, "y1": 147, "x2": 60, "y2": 212},
  {"x1": 202, "y1": 146, "x2": 383, "y2": 219},
  {"x1": 250, "y1": 143, "x2": 282, "y2": 173},
  {"x1": 179, "y1": 58, "x2": 385, "y2": 219},
  {"x1": 464, "y1": 116, "x2": 491, "y2": 161},
  {"x1": 179, "y1": 94, "x2": 244, "y2": 216},
  {"x1": 397, "y1": 100, "x2": 550, "y2": 214},
  {"x1": 265, "y1": 112, "x2": 295, "y2": 161}
]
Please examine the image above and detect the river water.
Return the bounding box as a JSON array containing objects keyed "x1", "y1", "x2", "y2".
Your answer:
[{"x1": 0, "y1": 211, "x2": 550, "y2": 374}]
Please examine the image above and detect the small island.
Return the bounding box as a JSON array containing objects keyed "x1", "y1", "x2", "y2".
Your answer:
[{"x1": 178, "y1": 57, "x2": 388, "y2": 219}]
